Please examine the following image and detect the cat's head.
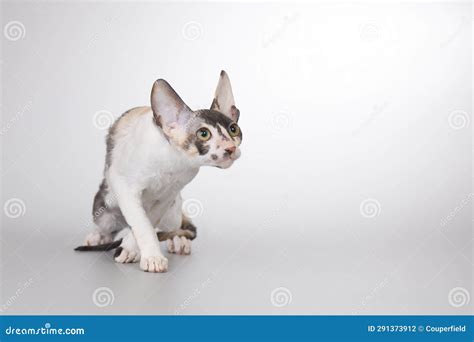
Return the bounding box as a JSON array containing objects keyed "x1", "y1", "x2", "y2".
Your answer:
[{"x1": 150, "y1": 71, "x2": 242, "y2": 169}]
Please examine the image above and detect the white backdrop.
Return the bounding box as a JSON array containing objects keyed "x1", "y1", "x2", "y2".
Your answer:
[{"x1": 1, "y1": 1, "x2": 472, "y2": 314}]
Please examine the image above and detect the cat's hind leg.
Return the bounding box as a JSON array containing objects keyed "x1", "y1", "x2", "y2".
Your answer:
[
  {"x1": 84, "y1": 231, "x2": 112, "y2": 246},
  {"x1": 154, "y1": 195, "x2": 196, "y2": 255},
  {"x1": 83, "y1": 179, "x2": 128, "y2": 246},
  {"x1": 161, "y1": 215, "x2": 197, "y2": 255}
]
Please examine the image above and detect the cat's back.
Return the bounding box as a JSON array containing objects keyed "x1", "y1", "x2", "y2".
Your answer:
[
  {"x1": 109, "y1": 106, "x2": 152, "y2": 139},
  {"x1": 104, "y1": 106, "x2": 158, "y2": 169}
]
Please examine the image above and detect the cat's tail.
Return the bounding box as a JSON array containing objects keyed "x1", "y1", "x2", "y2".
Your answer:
[{"x1": 74, "y1": 240, "x2": 122, "y2": 252}]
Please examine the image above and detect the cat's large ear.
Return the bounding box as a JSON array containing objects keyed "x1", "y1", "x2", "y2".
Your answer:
[
  {"x1": 151, "y1": 79, "x2": 193, "y2": 128},
  {"x1": 210, "y1": 70, "x2": 240, "y2": 122}
]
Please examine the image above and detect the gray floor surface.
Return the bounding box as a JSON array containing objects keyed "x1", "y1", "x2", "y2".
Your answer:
[{"x1": 1, "y1": 218, "x2": 472, "y2": 315}]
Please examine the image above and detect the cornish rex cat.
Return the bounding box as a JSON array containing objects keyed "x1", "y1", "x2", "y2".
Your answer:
[{"x1": 75, "y1": 71, "x2": 242, "y2": 273}]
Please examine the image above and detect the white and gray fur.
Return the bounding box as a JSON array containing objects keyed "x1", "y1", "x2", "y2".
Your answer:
[{"x1": 75, "y1": 71, "x2": 242, "y2": 272}]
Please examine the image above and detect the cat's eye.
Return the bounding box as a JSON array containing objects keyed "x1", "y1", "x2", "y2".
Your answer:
[
  {"x1": 197, "y1": 128, "x2": 212, "y2": 141},
  {"x1": 228, "y1": 123, "x2": 240, "y2": 137}
]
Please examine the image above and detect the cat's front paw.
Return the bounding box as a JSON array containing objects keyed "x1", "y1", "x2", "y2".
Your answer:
[
  {"x1": 114, "y1": 229, "x2": 140, "y2": 263},
  {"x1": 140, "y1": 254, "x2": 168, "y2": 273},
  {"x1": 114, "y1": 247, "x2": 140, "y2": 264},
  {"x1": 167, "y1": 236, "x2": 191, "y2": 255}
]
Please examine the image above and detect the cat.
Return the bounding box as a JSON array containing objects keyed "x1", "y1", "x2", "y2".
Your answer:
[{"x1": 75, "y1": 71, "x2": 242, "y2": 273}]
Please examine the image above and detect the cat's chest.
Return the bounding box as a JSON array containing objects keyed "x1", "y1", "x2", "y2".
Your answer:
[{"x1": 143, "y1": 167, "x2": 199, "y2": 201}]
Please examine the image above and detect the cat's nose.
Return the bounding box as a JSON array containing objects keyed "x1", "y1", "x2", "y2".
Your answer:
[{"x1": 225, "y1": 146, "x2": 236, "y2": 155}]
